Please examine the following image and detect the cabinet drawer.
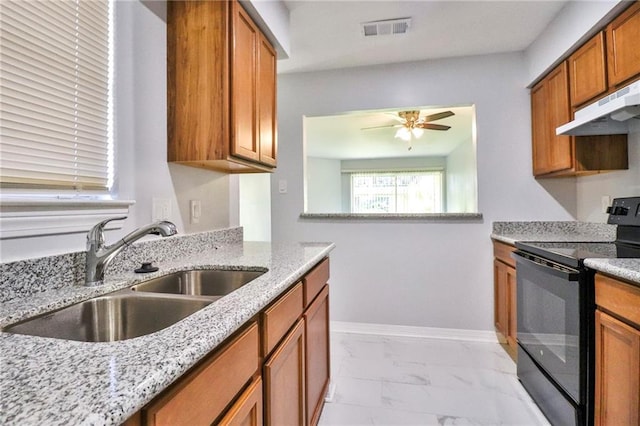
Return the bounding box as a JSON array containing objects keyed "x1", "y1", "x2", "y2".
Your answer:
[
  {"x1": 218, "y1": 377, "x2": 263, "y2": 426},
  {"x1": 262, "y1": 282, "x2": 303, "y2": 356},
  {"x1": 304, "y1": 258, "x2": 330, "y2": 307},
  {"x1": 596, "y1": 274, "x2": 640, "y2": 327},
  {"x1": 493, "y1": 240, "x2": 516, "y2": 268},
  {"x1": 144, "y1": 322, "x2": 260, "y2": 426}
]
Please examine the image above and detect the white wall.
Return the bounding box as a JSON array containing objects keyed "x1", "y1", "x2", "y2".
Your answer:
[
  {"x1": 273, "y1": 53, "x2": 576, "y2": 331},
  {"x1": 1, "y1": 1, "x2": 232, "y2": 262},
  {"x1": 306, "y1": 157, "x2": 342, "y2": 213},
  {"x1": 239, "y1": 174, "x2": 272, "y2": 241},
  {"x1": 446, "y1": 138, "x2": 477, "y2": 213}
]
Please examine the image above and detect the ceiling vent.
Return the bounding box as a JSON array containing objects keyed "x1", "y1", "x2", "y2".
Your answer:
[{"x1": 361, "y1": 18, "x2": 411, "y2": 37}]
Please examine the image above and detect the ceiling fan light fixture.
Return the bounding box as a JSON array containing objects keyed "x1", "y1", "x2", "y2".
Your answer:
[
  {"x1": 411, "y1": 127, "x2": 424, "y2": 138},
  {"x1": 395, "y1": 127, "x2": 411, "y2": 141}
]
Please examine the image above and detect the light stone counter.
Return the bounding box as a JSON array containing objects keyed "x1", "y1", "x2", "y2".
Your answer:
[
  {"x1": 0, "y1": 230, "x2": 334, "y2": 425},
  {"x1": 491, "y1": 221, "x2": 617, "y2": 246},
  {"x1": 584, "y1": 258, "x2": 640, "y2": 286}
]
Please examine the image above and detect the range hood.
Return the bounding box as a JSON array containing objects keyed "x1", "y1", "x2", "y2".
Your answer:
[{"x1": 556, "y1": 80, "x2": 640, "y2": 136}]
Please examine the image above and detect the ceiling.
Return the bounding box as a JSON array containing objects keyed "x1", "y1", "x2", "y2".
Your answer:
[
  {"x1": 305, "y1": 106, "x2": 474, "y2": 159},
  {"x1": 279, "y1": 1, "x2": 567, "y2": 74}
]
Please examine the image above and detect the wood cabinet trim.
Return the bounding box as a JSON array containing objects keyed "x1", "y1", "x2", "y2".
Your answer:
[
  {"x1": 262, "y1": 282, "x2": 304, "y2": 357},
  {"x1": 217, "y1": 377, "x2": 264, "y2": 426},
  {"x1": 493, "y1": 240, "x2": 516, "y2": 268},
  {"x1": 303, "y1": 257, "x2": 330, "y2": 307},
  {"x1": 595, "y1": 273, "x2": 640, "y2": 328}
]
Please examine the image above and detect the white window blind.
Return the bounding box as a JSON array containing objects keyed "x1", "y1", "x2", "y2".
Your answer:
[
  {"x1": 350, "y1": 170, "x2": 443, "y2": 213},
  {"x1": 0, "y1": 0, "x2": 113, "y2": 190}
]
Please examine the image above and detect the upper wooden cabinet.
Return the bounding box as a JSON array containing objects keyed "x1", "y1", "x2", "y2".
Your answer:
[
  {"x1": 531, "y1": 61, "x2": 628, "y2": 177},
  {"x1": 606, "y1": 1, "x2": 640, "y2": 88},
  {"x1": 531, "y1": 63, "x2": 574, "y2": 176},
  {"x1": 569, "y1": 32, "x2": 607, "y2": 108},
  {"x1": 167, "y1": 0, "x2": 277, "y2": 173}
]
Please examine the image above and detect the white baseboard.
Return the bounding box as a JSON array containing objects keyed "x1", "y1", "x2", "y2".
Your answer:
[{"x1": 330, "y1": 320, "x2": 499, "y2": 343}]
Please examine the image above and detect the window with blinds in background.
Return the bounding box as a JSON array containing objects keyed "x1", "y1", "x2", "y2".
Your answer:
[
  {"x1": 0, "y1": 0, "x2": 113, "y2": 191},
  {"x1": 350, "y1": 170, "x2": 443, "y2": 213}
]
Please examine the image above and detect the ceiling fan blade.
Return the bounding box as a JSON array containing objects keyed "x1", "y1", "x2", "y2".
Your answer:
[
  {"x1": 417, "y1": 123, "x2": 451, "y2": 131},
  {"x1": 422, "y1": 111, "x2": 454, "y2": 123},
  {"x1": 361, "y1": 124, "x2": 403, "y2": 130}
]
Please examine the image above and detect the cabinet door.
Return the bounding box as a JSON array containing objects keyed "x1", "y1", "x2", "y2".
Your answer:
[
  {"x1": 305, "y1": 285, "x2": 330, "y2": 426},
  {"x1": 531, "y1": 81, "x2": 549, "y2": 175},
  {"x1": 595, "y1": 310, "x2": 640, "y2": 426},
  {"x1": 607, "y1": 2, "x2": 640, "y2": 87},
  {"x1": 569, "y1": 32, "x2": 607, "y2": 107},
  {"x1": 506, "y1": 265, "x2": 517, "y2": 351},
  {"x1": 544, "y1": 62, "x2": 573, "y2": 174},
  {"x1": 231, "y1": 1, "x2": 259, "y2": 162},
  {"x1": 258, "y1": 35, "x2": 277, "y2": 167},
  {"x1": 264, "y1": 319, "x2": 306, "y2": 426},
  {"x1": 494, "y1": 260, "x2": 508, "y2": 343},
  {"x1": 218, "y1": 378, "x2": 263, "y2": 426}
]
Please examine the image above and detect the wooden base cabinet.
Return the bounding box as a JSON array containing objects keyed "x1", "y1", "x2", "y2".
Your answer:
[
  {"x1": 305, "y1": 285, "x2": 330, "y2": 426},
  {"x1": 124, "y1": 258, "x2": 331, "y2": 426},
  {"x1": 264, "y1": 319, "x2": 306, "y2": 426},
  {"x1": 595, "y1": 310, "x2": 640, "y2": 426},
  {"x1": 595, "y1": 273, "x2": 640, "y2": 426},
  {"x1": 493, "y1": 241, "x2": 517, "y2": 359}
]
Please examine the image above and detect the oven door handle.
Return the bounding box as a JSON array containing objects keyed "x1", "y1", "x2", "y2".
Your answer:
[{"x1": 512, "y1": 251, "x2": 580, "y2": 281}]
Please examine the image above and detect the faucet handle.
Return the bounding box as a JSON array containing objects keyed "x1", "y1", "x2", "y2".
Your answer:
[{"x1": 87, "y1": 216, "x2": 127, "y2": 246}]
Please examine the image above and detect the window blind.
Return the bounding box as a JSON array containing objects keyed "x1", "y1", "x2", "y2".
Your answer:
[
  {"x1": 350, "y1": 170, "x2": 443, "y2": 213},
  {"x1": 0, "y1": 0, "x2": 112, "y2": 190}
]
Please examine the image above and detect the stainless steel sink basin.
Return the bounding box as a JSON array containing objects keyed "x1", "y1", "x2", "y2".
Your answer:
[
  {"x1": 131, "y1": 269, "x2": 265, "y2": 298},
  {"x1": 3, "y1": 293, "x2": 211, "y2": 342}
]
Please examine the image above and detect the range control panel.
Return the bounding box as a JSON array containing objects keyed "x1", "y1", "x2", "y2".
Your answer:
[{"x1": 607, "y1": 197, "x2": 640, "y2": 226}]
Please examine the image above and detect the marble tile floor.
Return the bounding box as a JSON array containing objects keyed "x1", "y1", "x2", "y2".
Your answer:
[{"x1": 318, "y1": 332, "x2": 551, "y2": 426}]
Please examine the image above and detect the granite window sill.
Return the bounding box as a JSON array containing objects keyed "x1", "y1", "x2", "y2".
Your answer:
[{"x1": 299, "y1": 213, "x2": 483, "y2": 222}]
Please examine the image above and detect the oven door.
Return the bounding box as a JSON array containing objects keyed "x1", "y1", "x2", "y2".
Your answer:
[{"x1": 514, "y1": 250, "x2": 584, "y2": 404}]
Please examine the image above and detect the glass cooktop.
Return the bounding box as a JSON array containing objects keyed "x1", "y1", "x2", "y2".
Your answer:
[{"x1": 515, "y1": 241, "x2": 640, "y2": 268}]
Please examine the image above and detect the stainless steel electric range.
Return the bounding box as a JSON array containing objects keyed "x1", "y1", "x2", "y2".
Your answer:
[{"x1": 513, "y1": 196, "x2": 640, "y2": 426}]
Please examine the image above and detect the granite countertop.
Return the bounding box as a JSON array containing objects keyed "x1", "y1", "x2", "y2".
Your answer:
[
  {"x1": 491, "y1": 221, "x2": 617, "y2": 246},
  {"x1": 491, "y1": 221, "x2": 640, "y2": 286},
  {"x1": 0, "y1": 239, "x2": 335, "y2": 425},
  {"x1": 584, "y1": 259, "x2": 640, "y2": 285}
]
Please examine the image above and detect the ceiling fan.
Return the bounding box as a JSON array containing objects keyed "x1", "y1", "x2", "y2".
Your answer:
[{"x1": 362, "y1": 110, "x2": 454, "y2": 150}]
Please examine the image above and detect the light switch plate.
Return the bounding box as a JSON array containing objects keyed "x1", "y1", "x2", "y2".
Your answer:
[
  {"x1": 190, "y1": 199, "x2": 201, "y2": 224},
  {"x1": 278, "y1": 179, "x2": 287, "y2": 194},
  {"x1": 152, "y1": 198, "x2": 171, "y2": 221}
]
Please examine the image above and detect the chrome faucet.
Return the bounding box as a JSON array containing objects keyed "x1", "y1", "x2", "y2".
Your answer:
[{"x1": 85, "y1": 216, "x2": 177, "y2": 286}]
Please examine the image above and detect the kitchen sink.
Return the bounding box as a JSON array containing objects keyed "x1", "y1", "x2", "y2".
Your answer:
[
  {"x1": 3, "y1": 293, "x2": 212, "y2": 342},
  {"x1": 131, "y1": 269, "x2": 265, "y2": 298}
]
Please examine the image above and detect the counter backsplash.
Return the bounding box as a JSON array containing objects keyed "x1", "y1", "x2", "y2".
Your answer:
[{"x1": 0, "y1": 227, "x2": 243, "y2": 303}]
